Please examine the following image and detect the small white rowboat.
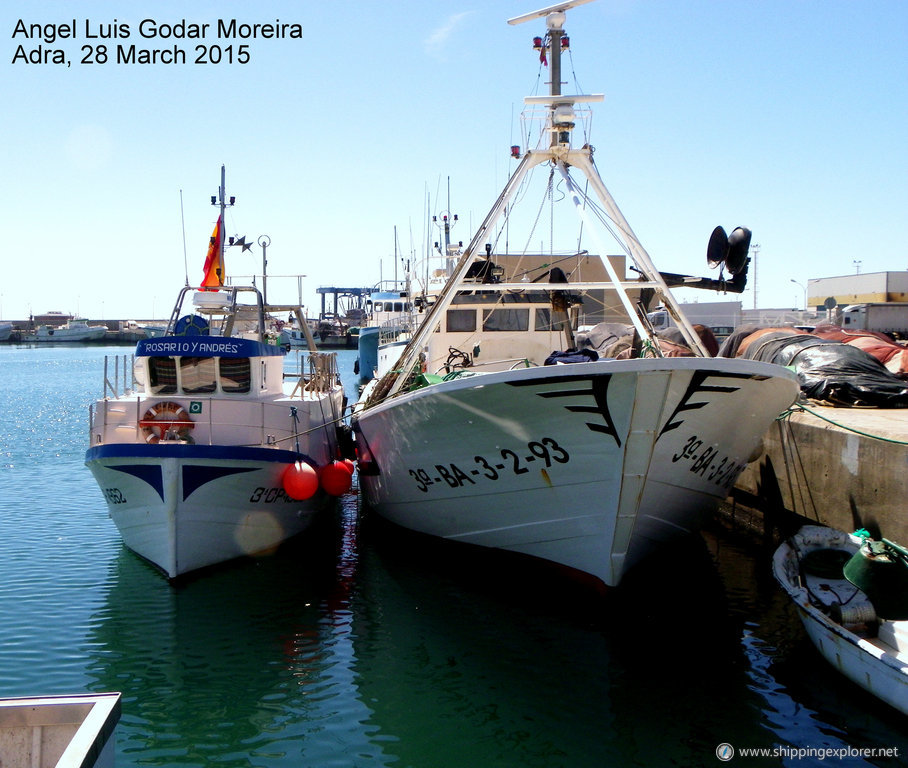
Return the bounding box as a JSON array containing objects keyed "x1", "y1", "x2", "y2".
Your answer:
[{"x1": 772, "y1": 525, "x2": 908, "y2": 716}]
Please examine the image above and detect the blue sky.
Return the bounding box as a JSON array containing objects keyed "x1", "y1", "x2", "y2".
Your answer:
[{"x1": 2, "y1": 0, "x2": 906, "y2": 321}]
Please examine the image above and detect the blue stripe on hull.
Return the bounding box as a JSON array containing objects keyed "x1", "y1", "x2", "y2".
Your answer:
[
  {"x1": 108, "y1": 464, "x2": 165, "y2": 501},
  {"x1": 86, "y1": 445, "x2": 316, "y2": 501},
  {"x1": 85, "y1": 444, "x2": 311, "y2": 464},
  {"x1": 95, "y1": 463, "x2": 260, "y2": 501},
  {"x1": 182, "y1": 466, "x2": 255, "y2": 500}
]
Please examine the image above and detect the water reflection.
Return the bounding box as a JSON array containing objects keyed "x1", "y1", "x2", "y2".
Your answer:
[
  {"x1": 75, "y1": 482, "x2": 908, "y2": 768},
  {"x1": 84, "y1": 496, "x2": 393, "y2": 766},
  {"x1": 6, "y1": 346, "x2": 907, "y2": 767},
  {"x1": 346, "y1": 515, "x2": 747, "y2": 767}
]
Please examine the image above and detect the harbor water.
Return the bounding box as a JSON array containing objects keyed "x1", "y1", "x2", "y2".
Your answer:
[{"x1": 1, "y1": 344, "x2": 906, "y2": 767}]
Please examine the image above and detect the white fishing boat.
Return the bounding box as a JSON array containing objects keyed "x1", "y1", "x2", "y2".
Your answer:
[
  {"x1": 351, "y1": 0, "x2": 800, "y2": 589},
  {"x1": 34, "y1": 317, "x2": 107, "y2": 342},
  {"x1": 279, "y1": 316, "x2": 315, "y2": 349},
  {"x1": 772, "y1": 525, "x2": 908, "y2": 716},
  {"x1": 359, "y1": 213, "x2": 470, "y2": 388},
  {"x1": 140, "y1": 323, "x2": 167, "y2": 338},
  {"x1": 355, "y1": 283, "x2": 413, "y2": 386},
  {"x1": 354, "y1": 228, "x2": 419, "y2": 386},
  {"x1": 0, "y1": 692, "x2": 121, "y2": 768},
  {"x1": 85, "y1": 167, "x2": 350, "y2": 580}
]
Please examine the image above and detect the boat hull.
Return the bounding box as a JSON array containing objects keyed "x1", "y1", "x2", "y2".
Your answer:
[
  {"x1": 0, "y1": 693, "x2": 121, "y2": 768},
  {"x1": 773, "y1": 526, "x2": 908, "y2": 716},
  {"x1": 35, "y1": 327, "x2": 107, "y2": 342},
  {"x1": 356, "y1": 326, "x2": 379, "y2": 384},
  {"x1": 86, "y1": 444, "x2": 331, "y2": 579},
  {"x1": 795, "y1": 605, "x2": 908, "y2": 715},
  {"x1": 355, "y1": 356, "x2": 798, "y2": 587}
]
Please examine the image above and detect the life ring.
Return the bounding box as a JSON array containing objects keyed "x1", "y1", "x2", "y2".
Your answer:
[{"x1": 139, "y1": 401, "x2": 194, "y2": 443}]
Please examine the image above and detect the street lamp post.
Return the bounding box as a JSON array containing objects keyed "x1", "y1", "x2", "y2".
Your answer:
[{"x1": 790, "y1": 279, "x2": 807, "y2": 310}]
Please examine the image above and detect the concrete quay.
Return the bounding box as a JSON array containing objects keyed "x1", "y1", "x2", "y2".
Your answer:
[{"x1": 729, "y1": 403, "x2": 908, "y2": 543}]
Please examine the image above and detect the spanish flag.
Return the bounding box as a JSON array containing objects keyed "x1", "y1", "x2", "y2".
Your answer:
[{"x1": 201, "y1": 213, "x2": 224, "y2": 288}]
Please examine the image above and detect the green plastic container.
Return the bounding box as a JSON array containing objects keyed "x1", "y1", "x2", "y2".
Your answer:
[{"x1": 843, "y1": 539, "x2": 908, "y2": 620}]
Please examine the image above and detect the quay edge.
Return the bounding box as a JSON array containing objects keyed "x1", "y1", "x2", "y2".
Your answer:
[{"x1": 728, "y1": 405, "x2": 908, "y2": 544}]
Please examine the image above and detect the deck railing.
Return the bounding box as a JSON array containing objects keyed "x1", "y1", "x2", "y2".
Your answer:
[
  {"x1": 378, "y1": 317, "x2": 414, "y2": 346},
  {"x1": 103, "y1": 355, "x2": 136, "y2": 399},
  {"x1": 285, "y1": 351, "x2": 339, "y2": 395}
]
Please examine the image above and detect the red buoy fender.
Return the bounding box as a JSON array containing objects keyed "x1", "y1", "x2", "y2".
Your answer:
[
  {"x1": 282, "y1": 461, "x2": 318, "y2": 500},
  {"x1": 321, "y1": 461, "x2": 353, "y2": 496}
]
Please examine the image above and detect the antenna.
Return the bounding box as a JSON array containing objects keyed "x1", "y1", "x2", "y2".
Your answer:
[
  {"x1": 750, "y1": 243, "x2": 760, "y2": 309},
  {"x1": 509, "y1": 0, "x2": 602, "y2": 147},
  {"x1": 180, "y1": 189, "x2": 189, "y2": 286},
  {"x1": 507, "y1": 0, "x2": 596, "y2": 26}
]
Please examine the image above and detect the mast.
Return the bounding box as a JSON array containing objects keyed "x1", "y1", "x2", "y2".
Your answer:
[
  {"x1": 508, "y1": 0, "x2": 596, "y2": 139},
  {"x1": 433, "y1": 178, "x2": 459, "y2": 278},
  {"x1": 369, "y1": 0, "x2": 716, "y2": 403},
  {"x1": 211, "y1": 165, "x2": 234, "y2": 284},
  {"x1": 510, "y1": 1, "x2": 709, "y2": 356}
]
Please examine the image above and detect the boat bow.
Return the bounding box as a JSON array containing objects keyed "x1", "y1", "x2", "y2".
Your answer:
[{"x1": 353, "y1": 1, "x2": 799, "y2": 589}]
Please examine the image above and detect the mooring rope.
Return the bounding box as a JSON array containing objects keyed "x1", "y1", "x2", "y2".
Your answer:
[{"x1": 778, "y1": 403, "x2": 908, "y2": 445}]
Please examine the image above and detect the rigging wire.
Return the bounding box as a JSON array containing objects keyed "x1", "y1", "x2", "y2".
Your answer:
[
  {"x1": 564, "y1": 47, "x2": 595, "y2": 146},
  {"x1": 560, "y1": 163, "x2": 635, "y2": 260},
  {"x1": 520, "y1": 167, "x2": 555, "y2": 257}
]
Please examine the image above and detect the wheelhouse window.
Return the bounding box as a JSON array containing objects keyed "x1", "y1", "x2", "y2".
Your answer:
[
  {"x1": 446, "y1": 309, "x2": 477, "y2": 333},
  {"x1": 534, "y1": 308, "x2": 569, "y2": 331},
  {"x1": 179, "y1": 357, "x2": 217, "y2": 394},
  {"x1": 146, "y1": 355, "x2": 251, "y2": 394},
  {"x1": 482, "y1": 308, "x2": 529, "y2": 332},
  {"x1": 147, "y1": 357, "x2": 178, "y2": 395},
  {"x1": 220, "y1": 357, "x2": 252, "y2": 393}
]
